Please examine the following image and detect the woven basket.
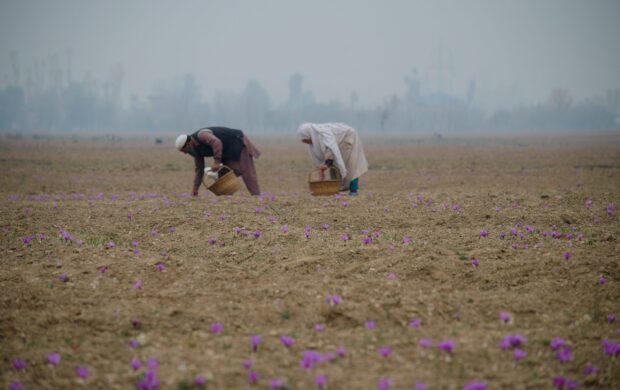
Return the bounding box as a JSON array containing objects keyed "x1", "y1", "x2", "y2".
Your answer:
[
  {"x1": 308, "y1": 166, "x2": 342, "y2": 196},
  {"x1": 203, "y1": 166, "x2": 241, "y2": 196}
]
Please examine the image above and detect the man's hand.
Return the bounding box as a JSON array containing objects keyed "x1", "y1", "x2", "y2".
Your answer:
[
  {"x1": 211, "y1": 161, "x2": 221, "y2": 172},
  {"x1": 318, "y1": 163, "x2": 328, "y2": 171}
]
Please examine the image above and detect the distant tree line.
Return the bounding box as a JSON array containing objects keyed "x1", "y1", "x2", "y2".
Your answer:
[{"x1": 1, "y1": 52, "x2": 618, "y2": 133}]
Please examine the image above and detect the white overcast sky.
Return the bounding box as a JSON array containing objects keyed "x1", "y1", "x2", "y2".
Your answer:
[{"x1": 1, "y1": 0, "x2": 619, "y2": 109}]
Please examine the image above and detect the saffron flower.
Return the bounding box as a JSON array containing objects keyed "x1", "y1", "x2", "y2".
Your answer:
[
  {"x1": 556, "y1": 346, "x2": 573, "y2": 363},
  {"x1": 410, "y1": 318, "x2": 422, "y2": 328},
  {"x1": 270, "y1": 379, "x2": 284, "y2": 389},
  {"x1": 9, "y1": 382, "x2": 24, "y2": 390},
  {"x1": 585, "y1": 198, "x2": 593, "y2": 209},
  {"x1": 147, "y1": 358, "x2": 159, "y2": 370},
  {"x1": 387, "y1": 272, "x2": 396, "y2": 280},
  {"x1": 315, "y1": 323, "x2": 326, "y2": 332},
  {"x1": 366, "y1": 320, "x2": 377, "y2": 329},
  {"x1": 608, "y1": 203, "x2": 615, "y2": 216},
  {"x1": 377, "y1": 377, "x2": 393, "y2": 390},
  {"x1": 415, "y1": 382, "x2": 428, "y2": 390},
  {"x1": 438, "y1": 340, "x2": 455, "y2": 353},
  {"x1": 500, "y1": 334, "x2": 527, "y2": 349},
  {"x1": 599, "y1": 275, "x2": 606, "y2": 285},
  {"x1": 300, "y1": 350, "x2": 322, "y2": 370},
  {"x1": 194, "y1": 375, "x2": 206, "y2": 386},
  {"x1": 419, "y1": 338, "x2": 433, "y2": 348},
  {"x1": 552, "y1": 376, "x2": 580, "y2": 390},
  {"x1": 211, "y1": 323, "x2": 223, "y2": 334},
  {"x1": 563, "y1": 252, "x2": 572, "y2": 260},
  {"x1": 513, "y1": 348, "x2": 527, "y2": 361},
  {"x1": 500, "y1": 311, "x2": 511, "y2": 323},
  {"x1": 243, "y1": 360, "x2": 253, "y2": 369},
  {"x1": 76, "y1": 366, "x2": 90, "y2": 378},
  {"x1": 47, "y1": 352, "x2": 61, "y2": 366},
  {"x1": 464, "y1": 382, "x2": 486, "y2": 390},
  {"x1": 315, "y1": 374, "x2": 327, "y2": 389},
  {"x1": 251, "y1": 335, "x2": 262, "y2": 352},
  {"x1": 22, "y1": 235, "x2": 33, "y2": 245},
  {"x1": 248, "y1": 371, "x2": 259, "y2": 383},
  {"x1": 155, "y1": 262, "x2": 165, "y2": 271},
  {"x1": 322, "y1": 223, "x2": 330, "y2": 230},
  {"x1": 337, "y1": 346, "x2": 346, "y2": 358},
  {"x1": 134, "y1": 280, "x2": 142, "y2": 289},
  {"x1": 13, "y1": 358, "x2": 28, "y2": 370},
  {"x1": 281, "y1": 224, "x2": 289, "y2": 234},
  {"x1": 379, "y1": 345, "x2": 392, "y2": 357},
  {"x1": 479, "y1": 229, "x2": 489, "y2": 238},
  {"x1": 583, "y1": 363, "x2": 599, "y2": 376},
  {"x1": 131, "y1": 358, "x2": 142, "y2": 371},
  {"x1": 403, "y1": 235, "x2": 411, "y2": 245},
  {"x1": 608, "y1": 313, "x2": 616, "y2": 323},
  {"x1": 59, "y1": 273, "x2": 69, "y2": 283},
  {"x1": 106, "y1": 241, "x2": 116, "y2": 249},
  {"x1": 550, "y1": 337, "x2": 566, "y2": 351},
  {"x1": 280, "y1": 335, "x2": 295, "y2": 348},
  {"x1": 131, "y1": 319, "x2": 141, "y2": 329},
  {"x1": 253, "y1": 229, "x2": 262, "y2": 238},
  {"x1": 362, "y1": 236, "x2": 373, "y2": 245},
  {"x1": 129, "y1": 339, "x2": 140, "y2": 349},
  {"x1": 99, "y1": 266, "x2": 108, "y2": 273},
  {"x1": 341, "y1": 233, "x2": 350, "y2": 241},
  {"x1": 471, "y1": 258, "x2": 480, "y2": 267},
  {"x1": 326, "y1": 294, "x2": 342, "y2": 305},
  {"x1": 602, "y1": 338, "x2": 620, "y2": 356}
]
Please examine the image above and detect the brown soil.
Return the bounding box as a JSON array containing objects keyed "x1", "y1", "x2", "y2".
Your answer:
[{"x1": 1, "y1": 133, "x2": 619, "y2": 389}]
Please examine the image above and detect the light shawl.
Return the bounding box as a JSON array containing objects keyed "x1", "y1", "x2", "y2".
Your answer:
[{"x1": 297, "y1": 122, "x2": 368, "y2": 187}]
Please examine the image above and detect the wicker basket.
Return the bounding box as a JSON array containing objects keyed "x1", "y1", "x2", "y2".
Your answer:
[
  {"x1": 203, "y1": 165, "x2": 241, "y2": 196},
  {"x1": 308, "y1": 166, "x2": 342, "y2": 196}
]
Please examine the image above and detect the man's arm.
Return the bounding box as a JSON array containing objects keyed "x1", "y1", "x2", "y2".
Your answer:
[
  {"x1": 197, "y1": 131, "x2": 223, "y2": 171},
  {"x1": 192, "y1": 155, "x2": 205, "y2": 196}
]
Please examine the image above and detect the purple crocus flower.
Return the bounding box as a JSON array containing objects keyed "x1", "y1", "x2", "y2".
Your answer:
[
  {"x1": 563, "y1": 252, "x2": 572, "y2": 260},
  {"x1": 147, "y1": 358, "x2": 159, "y2": 370},
  {"x1": 438, "y1": 340, "x2": 455, "y2": 353},
  {"x1": 415, "y1": 382, "x2": 428, "y2": 390},
  {"x1": 253, "y1": 229, "x2": 262, "y2": 238},
  {"x1": 608, "y1": 313, "x2": 616, "y2": 323},
  {"x1": 134, "y1": 280, "x2": 142, "y2": 289},
  {"x1": 550, "y1": 337, "x2": 566, "y2": 351},
  {"x1": 583, "y1": 363, "x2": 599, "y2": 376},
  {"x1": 281, "y1": 224, "x2": 289, "y2": 234},
  {"x1": 607, "y1": 203, "x2": 615, "y2": 216},
  {"x1": 155, "y1": 262, "x2": 165, "y2": 271},
  {"x1": 341, "y1": 233, "x2": 350, "y2": 241},
  {"x1": 513, "y1": 348, "x2": 527, "y2": 361},
  {"x1": 22, "y1": 235, "x2": 33, "y2": 245},
  {"x1": 76, "y1": 366, "x2": 90, "y2": 378},
  {"x1": 479, "y1": 229, "x2": 489, "y2": 238},
  {"x1": 270, "y1": 378, "x2": 285, "y2": 389},
  {"x1": 13, "y1": 358, "x2": 28, "y2": 370},
  {"x1": 500, "y1": 334, "x2": 527, "y2": 349},
  {"x1": 280, "y1": 335, "x2": 295, "y2": 348},
  {"x1": 471, "y1": 258, "x2": 480, "y2": 267},
  {"x1": 463, "y1": 382, "x2": 486, "y2": 390},
  {"x1": 387, "y1": 272, "x2": 396, "y2": 280},
  {"x1": 300, "y1": 350, "x2": 322, "y2": 370},
  {"x1": 377, "y1": 377, "x2": 393, "y2": 390},
  {"x1": 556, "y1": 346, "x2": 573, "y2": 363},
  {"x1": 47, "y1": 352, "x2": 61, "y2": 366},
  {"x1": 59, "y1": 273, "x2": 69, "y2": 283},
  {"x1": 379, "y1": 346, "x2": 392, "y2": 357},
  {"x1": 552, "y1": 376, "x2": 580, "y2": 390},
  {"x1": 585, "y1": 198, "x2": 593, "y2": 209},
  {"x1": 419, "y1": 338, "x2": 433, "y2": 348},
  {"x1": 194, "y1": 375, "x2": 206, "y2": 386},
  {"x1": 366, "y1": 320, "x2": 377, "y2": 329},
  {"x1": 243, "y1": 359, "x2": 253, "y2": 369},
  {"x1": 599, "y1": 275, "x2": 606, "y2": 285},
  {"x1": 131, "y1": 358, "x2": 142, "y2": 371},
  {"x1": 129, "y1": 339, "x2": 140, "y2": 349},
  {"x1": 211, "y1": 323, "x2": 223, "y2": 334},
  {"x1": 337, "y1": 346, "x2": 346, "y2": 358},
  {"x1": 322, "y1": 223, "x2": 330, "y2": 230},
  {"x1": 403, "y1": 235, "x2": 411, "y2": 245},
  {"x1": 315, "y1": 323, "x2": 325, "y2": 332},
  {"x1": 36, "y1": 232, "x2": 45, "y2": 240},
  {"x1": 500, "y1": 311, "x2": 511, "y2": 323},
  {"x1": 326, "y1": 294, "x2": 342, "y2": 305},
  {"x1": 251, "y1": 335, "x2": 262, "y2": 352},
  {"x1": 410, "y1": 318, "x2": 422, "y2": 328},
  {"x1": 106, "y1": 241, "x2": 116, "y2": 249},
  {"x1": 248, "y1": 371, "x2": 259, "y2": 383},
  {"x1": 602, "y1": 338, "x2": 620, "y2": 356},
  {"x1": 316, "y1": 374, "x2": 327, "y2": 389},
  {"x1": 362, "y1": 236, "x2": 373, "y2": 245},
  {"x1": 10, "y1": 381, "x2": 25, "y2": 390},
  {"x1": 99, "y1": 265, "x2": 108, "y2": 273}
]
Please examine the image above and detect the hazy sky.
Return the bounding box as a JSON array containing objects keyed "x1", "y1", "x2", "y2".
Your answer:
[{"x1": 1, "y1": 0, "x2": 619, "y2": 109}]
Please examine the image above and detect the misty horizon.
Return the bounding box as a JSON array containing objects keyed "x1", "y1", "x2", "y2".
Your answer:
[{"x1": 1, "y1": 0, "x2": 620, "y2": 111}]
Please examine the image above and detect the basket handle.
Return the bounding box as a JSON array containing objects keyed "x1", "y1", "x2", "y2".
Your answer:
[
  {"x1": 203, "y1": 164, "x2": 233, "y2": 187},
  {"x1": 308, "y1": 166, "x2": 341, "y2": 181}
]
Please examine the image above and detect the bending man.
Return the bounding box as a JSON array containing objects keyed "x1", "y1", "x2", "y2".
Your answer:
[{"x1": 175, "y1": 127, "x2": 261, "y2": 196}]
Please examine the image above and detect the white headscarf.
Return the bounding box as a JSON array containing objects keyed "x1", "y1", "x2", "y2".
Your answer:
[{"x1": 297, "y1": 123, "x2": 347, "y2": 178}]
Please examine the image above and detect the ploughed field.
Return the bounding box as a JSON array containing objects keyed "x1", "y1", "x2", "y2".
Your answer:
[{"x1": 1, "y1": 133, "x2": 619, "y2": 389}]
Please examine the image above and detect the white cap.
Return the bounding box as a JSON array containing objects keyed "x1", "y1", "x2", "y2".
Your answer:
[{"x1": 175, "y1": 134, "x2": 188, "y2": 150}]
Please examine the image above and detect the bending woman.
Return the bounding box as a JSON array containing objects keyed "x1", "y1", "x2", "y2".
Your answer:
[{"x1": 297, "y1": 122, "x2": 368, "y2": 196}]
